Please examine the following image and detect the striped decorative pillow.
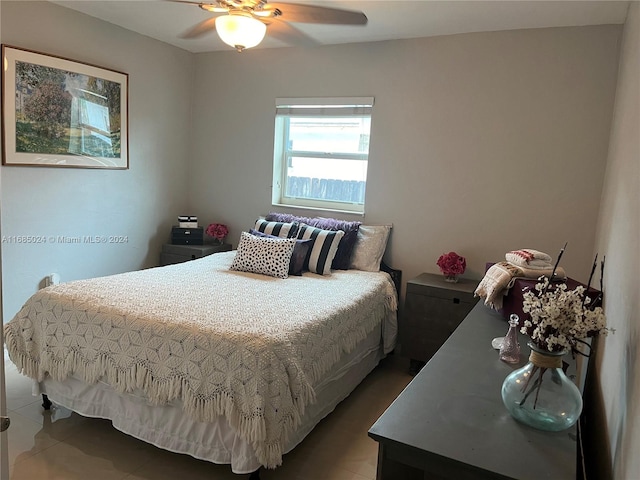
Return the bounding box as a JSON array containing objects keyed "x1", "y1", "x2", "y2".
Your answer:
[
  {"x1": 296, "y1": 224, "x2": 345, "y2": 275},
  {"x1": 264, "y1": 212, "x2": 361, "y2": 270},
  {"x1": 254, "y1": 219, "x2": 298, "y2": 238}
]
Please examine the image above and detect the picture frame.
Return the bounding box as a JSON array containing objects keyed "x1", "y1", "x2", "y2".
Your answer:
[{"x1": 1, "y1": 45, "x2": 128, "y2": 169}]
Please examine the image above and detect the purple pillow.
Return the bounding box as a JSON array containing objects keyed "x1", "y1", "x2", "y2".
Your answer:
[
  {"x1": 248, "y1": 229, "x2": 313, "y2": 276},
  {"x1": 265, "y1": 213, "x2": 361, "y2": 270}
]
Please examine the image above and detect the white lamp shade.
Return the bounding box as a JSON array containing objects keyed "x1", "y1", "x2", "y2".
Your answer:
[{"x1": 215, "y1": 15, "x2": 267, "y2": 50}]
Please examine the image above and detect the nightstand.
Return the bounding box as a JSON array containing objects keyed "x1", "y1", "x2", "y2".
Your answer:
[
  {"x1": 401, "y1": 272, "x2": 478, "y2": 374},
  {"x1": 160, "y1": 243, "x2": 232, "y2": 266}
]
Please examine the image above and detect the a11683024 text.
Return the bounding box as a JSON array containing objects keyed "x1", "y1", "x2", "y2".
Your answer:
[{"x1": 2, "y1": 235, "x2": 129, "y2": 244}]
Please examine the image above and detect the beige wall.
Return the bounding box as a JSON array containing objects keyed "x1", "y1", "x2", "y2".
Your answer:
[
  {"x1": 1, "y1": 3, "x2": 635, "y2": 476},
  {"x1": 189, "y1": 26, "x2": 620, "y2": 291},
  {"x1": 0, "y1": 1, "x2": 194, "y2": 320},
  {"x1": 593, "y1": 3, "x2": 640, "y2": 479}
]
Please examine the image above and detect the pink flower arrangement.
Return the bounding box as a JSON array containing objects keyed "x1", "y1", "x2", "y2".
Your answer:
[
  {"x1": 436, "y1": 251, "x2": 466, "y2": 276},
  {"x1": 205, "y1": 223, "x2": 229, "y2": 241}
]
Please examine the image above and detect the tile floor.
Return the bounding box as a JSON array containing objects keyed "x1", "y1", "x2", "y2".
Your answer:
[{"x1": 3, "y1": 350, "x2": 412, "y2": 480}]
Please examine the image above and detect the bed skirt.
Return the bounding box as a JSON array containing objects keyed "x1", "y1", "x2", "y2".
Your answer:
[{"x1": 36, "y1": 323, "x2": 385, "y2": 474}]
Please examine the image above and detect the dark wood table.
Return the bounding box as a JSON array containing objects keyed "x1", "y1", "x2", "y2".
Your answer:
[{"x1": 369, "y1": 302, "x2": 579, "y2": 480}]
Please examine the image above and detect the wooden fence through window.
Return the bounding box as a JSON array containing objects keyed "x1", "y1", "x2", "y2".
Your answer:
[{"x1": 286, "y1": 176, "x2": 365, "y2": 204}]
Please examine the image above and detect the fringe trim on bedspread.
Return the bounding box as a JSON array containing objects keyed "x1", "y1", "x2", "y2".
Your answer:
[
  {"x1": 304, "y1": 303, "x2": 388, "y2": 388},
  {"x1": 3, "y1": 297, "x2": 392, "y2": 469},
  {"x1": 4, "y1": 333, "x2": 311, "y2": 468}
]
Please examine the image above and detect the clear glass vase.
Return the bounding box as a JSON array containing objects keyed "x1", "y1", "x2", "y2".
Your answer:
[
  {"x1": 499, "y1": 315, "x2": 521, "y2": 364},
  {"x1": 501, "y1": 343, "x2": 582, "y2": 432}
]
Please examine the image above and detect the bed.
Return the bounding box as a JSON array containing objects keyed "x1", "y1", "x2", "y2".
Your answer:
[{"x1": 3, "y1": 217, "x2": 400, "y2": 477}]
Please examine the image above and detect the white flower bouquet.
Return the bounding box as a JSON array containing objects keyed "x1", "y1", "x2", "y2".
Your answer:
[
  {"x1": 521, "y1": 276, "x2": 609, "y2": 353},
  {"x1": 501, "y1": 249, "x2": 612, "y2": 428}
]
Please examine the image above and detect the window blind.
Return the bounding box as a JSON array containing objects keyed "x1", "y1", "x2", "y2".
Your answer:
[{"x1": 275, "y1": 97, "x2": 374, "y2": 117}]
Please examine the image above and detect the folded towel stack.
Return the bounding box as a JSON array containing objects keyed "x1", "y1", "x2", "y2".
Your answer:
[
  {"x1": 474, "y1": 249, "x2": 566, "y2": 310},
  {"x1": 505, "y1": 249, "x2": 553, "y2": 269}
]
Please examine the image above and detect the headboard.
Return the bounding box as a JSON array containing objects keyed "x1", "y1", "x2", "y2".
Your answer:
[{"x1": 381, "y1": 262, "x2": 402, "y2": 301}]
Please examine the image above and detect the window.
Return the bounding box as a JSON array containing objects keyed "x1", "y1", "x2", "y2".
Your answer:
[{"x1": 272, "y1": 97, "x2": 373, "y2": 214}]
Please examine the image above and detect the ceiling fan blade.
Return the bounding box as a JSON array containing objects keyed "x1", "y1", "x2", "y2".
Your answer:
[
  {"x1": 266, "y1": 3, "x2": 367, "y2": 25},
  {"x1": 167, "y1": 0, "x2": 212, "y2": 6},
  {"x1": 180, "y1": 17, "x2": 218, "y2": 39},
  {"x1": 267, "y1": 18, "x2": 319, "y2": 47},
  {"x1": 167, "y1": 0, "x2": 228, "y2": 12}
]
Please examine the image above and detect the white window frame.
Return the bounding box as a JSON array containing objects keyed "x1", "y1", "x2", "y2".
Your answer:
[{"x1": 272, "y1": 97, "x2": 374, "y2": 215}]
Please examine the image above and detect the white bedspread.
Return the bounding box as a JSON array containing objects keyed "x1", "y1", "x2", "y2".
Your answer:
[{"x1": 4, "y1": 251, "x2": 397, "y2": 468}]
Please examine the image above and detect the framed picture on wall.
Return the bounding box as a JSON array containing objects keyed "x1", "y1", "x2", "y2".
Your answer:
[{"x1": 1, "y1": 45, "x2": 128, "y2": 169}]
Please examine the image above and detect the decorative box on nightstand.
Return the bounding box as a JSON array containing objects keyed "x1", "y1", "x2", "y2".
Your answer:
[
  {"x1": 160, "y1": 243, "x2": 232, "y2": 266},
  {"x1": 170, "y1": 226, "x2": 204, "y2": 245},
  {"x1": 401, "y1": 272, "x2": 479, "y2": 374}
]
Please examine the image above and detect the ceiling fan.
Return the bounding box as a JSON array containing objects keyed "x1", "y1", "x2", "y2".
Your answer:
[{"x1": 170, "y1": 0, "x2": 368, "y2": 51}]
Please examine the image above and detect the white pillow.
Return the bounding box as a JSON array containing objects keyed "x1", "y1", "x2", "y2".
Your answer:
[
  {"x1": 296, "y1": 224, "x2": 345, "y2": 275},
  {"x1": 349, "y1": 225, "x2": 392, "y2": 272},
  {"x1": 230, "y1": 231, "x2": 296, "y2": 278}
]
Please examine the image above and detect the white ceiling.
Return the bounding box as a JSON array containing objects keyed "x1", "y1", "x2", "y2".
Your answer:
[{"x1": 50, "y1": 0, "x2": 631, "y2": 53}]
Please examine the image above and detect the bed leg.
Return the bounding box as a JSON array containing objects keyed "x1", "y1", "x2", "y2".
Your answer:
[
  {"x1": 42, "y1": 394, "x2": 52, "y2": 410},
  {"x1": 248, "y1": 468, "x2": 261, "y2": 479}
]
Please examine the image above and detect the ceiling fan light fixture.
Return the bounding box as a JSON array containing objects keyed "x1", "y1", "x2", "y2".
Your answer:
[{"x1": 215, "y1": 14, "x2": 267, "y2": 51}]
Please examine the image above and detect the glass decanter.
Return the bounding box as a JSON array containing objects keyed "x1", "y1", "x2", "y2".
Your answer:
[{"x1": 499, "y1": 314, "x2": 521, "y2": 364}]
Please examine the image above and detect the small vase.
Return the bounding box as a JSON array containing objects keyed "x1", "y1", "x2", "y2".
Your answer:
[
  {"x1": 499, "y1": 315, "x2": 521, "y2": 364},
  {"x1": 443, "y1": 274, "x2": 459, "y2": 283},
  {"x1": 501, "y1": 343, "x2": 582, "y2": 432}
]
